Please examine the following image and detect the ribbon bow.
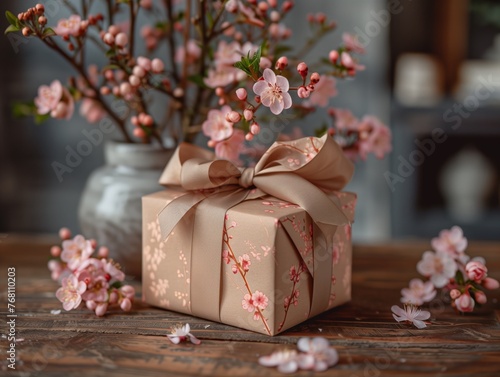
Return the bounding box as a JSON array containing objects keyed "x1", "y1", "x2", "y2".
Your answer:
[{"x1": 157, "y1": 135, "x2": 354, "y2": 324}]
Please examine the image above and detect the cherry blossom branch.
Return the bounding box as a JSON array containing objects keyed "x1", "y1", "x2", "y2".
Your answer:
[
  {"x1": 164, "y1": 0, "x2": 180, "y2": 83},
  {"x1": 278, "y1": 262, "x2": 305, "y2": 332},
  {"x1": 223, "y1": 223, "x2": 271, "y2": 335}
]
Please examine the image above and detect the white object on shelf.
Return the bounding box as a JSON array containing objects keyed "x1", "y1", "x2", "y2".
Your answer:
[
  {"x1": 439, "y1": 148, "x2": 496, "y2": 223},
  {"x1": 394, "y1": 53, "x2": 443, "y2": 107}
]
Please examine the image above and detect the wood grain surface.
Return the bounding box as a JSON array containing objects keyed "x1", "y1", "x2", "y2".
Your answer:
[{"x1": 1, "y1": 235, "x2": 499, "y2": 376}]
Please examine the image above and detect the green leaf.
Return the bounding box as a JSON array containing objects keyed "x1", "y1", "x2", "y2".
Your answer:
[
  {"x1": 106, "y1": 49, "x2": 117, "y2": 58},
  {"x1": 4, "y1": 24, "x2": 19, "y2": 34},
  {"x1": 188, "y1": 74, "x2": 208, "y2": 88},
  {"x1": 455, "y1": 270, "x2": 465, "y2": 286},
  {"x1": 42, "y1": 27, "x2": 56, "y2": 38},
  {"x1": 34, "y1": 113, "x2": 51, "y2": 124},
  {"x1": 110, "y1": 281, "x2": 124, "y2": 289},
  {"x1": 315, "y1": 124, "x2": 328, "y2": 137},
  {"x1": 5, "y1": 10, "x2": 21, "y2": 29}
]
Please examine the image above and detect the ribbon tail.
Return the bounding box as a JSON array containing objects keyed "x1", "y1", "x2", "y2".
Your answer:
[{"x1": 157, "y1": 191, "x2": 208, "y2": 240}]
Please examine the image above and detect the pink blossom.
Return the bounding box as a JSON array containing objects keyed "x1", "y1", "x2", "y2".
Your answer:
[
  {"x1": 101, "y1": 259, "x2": 125, "y2": 282},
  {"x1": 120, "y1": 285, "x2": 135, "y2": 299},
  {"x1": 342, "y1": 33, "x2": 366, "y2": 54},
  {"x1": 454, "y1": 293, "x2": 475, "y2": 312},
  {"x1": 417, "y1": 251, "x2": 457, "y2": 288},
  {"x1": 239, "y1": 254, "x2": 251, "y2": 272},
  {"x1": 332, "y1": 108, "x2": 359, "y2": 130},
  {"x1": 222, "y1": 249, "x2": 231, "y2": 264},
  {"x1": 400, "y1": 278, "x2": 436, "y2": 306},
  {"x1": 431, "y1": 226, "x2": 468, "y2": 261},
  {"x1": 35, "y1": 80, "x2": 63, "y2": 114},
  {"x1": 465, "y1": 261, "x2": 488, "y2": 283},
  {"x1": 56, "y1": 275, "x2": 87, "y2": 311},
  {"x1": 296, "y1": 337, "x2": 339, "y2": 372},
  {"x1": 391, "y1": 304, "x2": 430, "y2": 329},
  {"x1": 204, "y1": 68, "x2": 239, "y2": 88},
  {"x1": 48, "y1": 259, "x2": 64, "y2": 281},
  {"x1": 202, "y1": 105, "x2": 234, "y2": 142},
  {"x1": 61, "y1": 235, "x2": 94, "y2": 270},
  {"x1": 253, "y1": 68, "x2": 292, "y2": 115},
  {"x1": 304, "y1": 75, "x2": 337, "y2": 107},
  {"x1": 55, "y1": 15, "x2": 82, "y2": 37},
  {"x1": 78, "y1": 259, "x2": 109, "y2": 302},
  {"x1": 80, "y1": 98, "x2": 105, "y2": 123},
  {"x1": 258, "y1": 350, "x2": 300, "y2": 374},
  {"x1": 242, "y1": 293, "x2": 255, "y2": 312},
  {"x1": 120, "y1": 297, "x2": 132, "y2": 311},
  {"x1": 214, "y1": 129, "x2": 245, "y2": 163},
  {"x1": 252, "y1": 290, "x2": 269, "y2": 310},
  {"x1": 167, "y1": 323, "x2": 201, "y2": 345},
  {"x1": 175, "y1": 39, "x2": 201, "y2": 64},
  {"x1": 358, "y1": 116, "x2": 392, "y2": 160}
]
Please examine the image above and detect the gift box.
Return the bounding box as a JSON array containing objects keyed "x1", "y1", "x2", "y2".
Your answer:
[{"x1": 142, "y1": 136, "x2": 356, "y2": 335}]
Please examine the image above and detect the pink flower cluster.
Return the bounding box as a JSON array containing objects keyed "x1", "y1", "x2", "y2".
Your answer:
[
  {"x1": 259, "y1": 337, "x2": 338, "y2": 373},
  {"x1": 48, "y1": 228, "x2": 135, "y2": 316},
  {"x1": 328, "y1": 108, "x2": 392, "y2": 161},
  {"x1": 402, "y1": 226, "x2": 499, "y2": 314},
  {"x1": 34, "y1": 80, "x2": 74, "y2": 120}
]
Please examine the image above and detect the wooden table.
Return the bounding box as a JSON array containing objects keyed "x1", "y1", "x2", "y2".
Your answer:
[{"x1": 1, "y1": 236, "x2": 500, "y2": 376}]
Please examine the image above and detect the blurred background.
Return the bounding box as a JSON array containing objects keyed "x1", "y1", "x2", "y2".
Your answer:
[{"x1": 1, "y1": 0, "x2": 499, "y2": 241}]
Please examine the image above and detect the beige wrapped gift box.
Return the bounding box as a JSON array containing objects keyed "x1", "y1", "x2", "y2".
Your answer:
[{"x1": 142, "y1": 136, "x2": 356, "y2": 335}]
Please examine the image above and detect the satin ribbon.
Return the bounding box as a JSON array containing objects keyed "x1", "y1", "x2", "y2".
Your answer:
[{"x1": 157, "y1": 135, "x2": 354, "y2": 323}]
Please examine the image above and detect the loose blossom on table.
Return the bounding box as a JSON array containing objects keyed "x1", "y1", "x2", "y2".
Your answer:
[
  {"x1": 49, "y1": 228, "x2": 135, "y2": 316},
  {"x1": 391, "y1": 304, "x2": 431, "y2": 329},
  {"x1": 398, "y1": 226, "x2": 499, "y2": 316},
  {"x1": 258, "y1": 337, "x2": 338, "y2": 374},
  {"x1": 167, "y1": 323, "x2": 201, "y2": 345},
  {"x1": 6, "y1": 1, "x2": 391, "y2": 165}
]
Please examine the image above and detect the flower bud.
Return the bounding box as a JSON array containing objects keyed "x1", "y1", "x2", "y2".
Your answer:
[
  {"x1": 120, "y1": 82, "x2": 132, "y2": 96},
  {"x1": 316, "y1": 12, "x2": 326, "y2": 24},
  {"x1": 22, "y1": 27, "x2": 31, "y2": 37},
  {"x1": 133, "y1": 66, "x2": 146, "y2": 78},
  {"x1": 151, "y1": 58, "x2": 164, "y2": 73},
  {"x1": 270, "y1": 11, "x2": 280, "y2": 22},
  {"x1": 50, "y1": 246, "x2": 62, "y2": 257},
  {"x1": 226, "y1": 111, "x2": 241, "y2": 123},
  {"x1": 258, "y1": 2, "x2": 269, "y2": 12},
  {"x1": 173, "y1": 87, "x2": 184, "y2": 98},
  {"x1": 250, "y1": 123, "x2": 260, "y2": 135},
  {"x1": 95, "y1": 303, "x2": 108, "y2": 316},
  {"x1": 310, "y1": 72, "x2": 320, "y2": 84},
  {"x1": 329, "y1": 50, "x2": 339, "y2": 64},
  {"x1": 245, "y1": 132, "x2": 254, "y2": 141},
  {"x1": 120, "y1": 298, "x2": 132, "y2": 311},
  {"x1": 297, "y1": 62, "x2": 308, "y2": 78},
  {"x1": 475, "y1": 291, "x2": 487, "y2": 304},
  {"x1": 108, "y1": 25, "x2": 120, "y2": 36},
  {"x1": 98, "y1": 246, "x2": 109, "y2": 258},
  {"x1": 142, "y1": 114, "x2": 154, "y2": 127},
  {"x1": 282, "y1": 1, "x2": 294, "y2": 12},
  {"x1": 297, "y1": 86, "x2": 310, "y2": 99},
  {"x1": 275, "y1": 56, "x2": 288, "y2": 70},
  {"x1": 59, "y1": 227, "x2": 72, "y2": 240},
  {"x1": 207, "y1": 140, "x2": 217, "y2": 148},
  {"x1": 255, "y1": 95, "x2": 261, "y2": 103},
  {"x1": 267, "y1": 0, "x2": 277, "y2": 7},
  {"x1": 38, "y1": 16, "x2": 47, "y2": 26},
  {"x1": 133, "y1": 127, "x2": 146, "y2": 138},
  {"x1": 455, "y1": 293, "x2": 475, "y2": 313},
  {"x1": 243, "y1": 109, "x2": 253, "y2": 121},
  {"x1": 341, "y1": 52, "x2": 354, "y2": 69},
  {"x1": 129, "y1": 75, "x2": 141, "y2": 87},
  {"x1": 112, "y1": 86, "x2": 121, "y2": 97},
  {"x1": 115, "y1": 32, "x2": 128, "y2": 47},
  {"x1": 215, "y1": 87, "x2": 225, "y2": 97},
  {"x1": 449, "y1": 289, "x2": 461, "y2": 300},
  {"x1": 36, "y1": 4, "x2": 45, "y2": 14},
  {"x1": 120, "y1": 285, "x2": 135, "y2": 299},
  {"x1": 236, "y1": 88, "x2": 248, "y2": 101},
  {"x1": 100, "y1": 86, "x2": 111, "y2": 95},
  {"x1": 86, "y1": 300, "x2": 97, "y2": 311},
  {"x1": 103, "y1": 32, "x2": 115, "y2": 45},
  {"x1": 109, "y1": 290, "x2": 119, "y2": 304},
  {"x1": 466, "y1": 261, "x2": 488, "y2": 282},
  {"x1": 137, "y1": 56, "x2": 152, "y2": 71}
]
